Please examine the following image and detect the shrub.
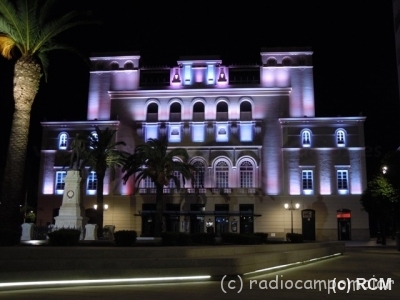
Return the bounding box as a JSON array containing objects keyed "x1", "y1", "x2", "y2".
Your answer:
[
  {"x1": 0, "y1": 229, "x2": 21, "y2": 246},
  {"x1": 254, "y1": 232, "x2": 269, "y2": 244},
  {"x1": 47, "y1": 228, "x2": 81, "y2": 246},
  {"x1": 286, "y1": 233, "x2": 304, "y2": 243},
  {"x1": 114, "y1": 230, "x2": 137, "y2": 247},
  {"x1": 191, "y1": 232, "x2": 216, "y2": 245},
  {"x1": 221, "y1": 232, "x2": 261, "y2": 245},
  {"x1": 161, "y1": 232, "x2": 191, "y2": 246}
]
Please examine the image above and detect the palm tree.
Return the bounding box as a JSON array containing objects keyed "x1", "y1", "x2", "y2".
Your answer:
[
  {"x1": 84, "y1": 126, "x2": 129, "y2": 238},
  {"x1": 0, "y1": 0, "x2": 94, "y2": 241},
  {"x1": 122, "y1": 138, "x2": 196, "y2": 237}
]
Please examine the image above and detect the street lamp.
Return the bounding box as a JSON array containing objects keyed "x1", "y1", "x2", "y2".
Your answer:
[
  {"x1": 94, "y1": 204, "x2": 109, "y2": 211},
  {"x1": 382, "y1": 166, "x2": 388, "y2": 174},
  {"x1": 284, "y1": 200, "x2": 300, "y2": 234}
]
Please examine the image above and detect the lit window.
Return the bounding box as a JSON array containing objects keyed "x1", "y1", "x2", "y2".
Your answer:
[
  {"x1": 216, "y1": 161, "x2": 229, "y2": 188},
  {"x1": 91, "y1": 132, "x2": 98, "y2": 141},
  {"x1": 302, "y1": 170, "x2": 313, "y2": 194},
  {"x1": 240, "y1": 161, "x2": 253, "y2": 188},
  {"x1": 59, "y1": 133, "x2": 68, "y2": 150},
  {"x1": 168, "y1": 170, "x2": 182, "y2": 188},
  {"x1": 337, "y1": 170, "x2": 348, "y2": 191},
  {"x1": 302, "y1": 130, "x2": 311, "y2": 147},
  {"x1": 170, "y1": 102, "x2": 181, "y2": 122},
  {"x1": 336, "y1": 130, "x2": 346, "y2": 147},
  {"x1": 193, "y1": 161, "x2": 205, "y2": 188},
  {"x1": 240, "y1": 101, "x2": 252, "y2": 120},
  {"x1": 144, "y1": 176, "x2": 155, "y2": 188},
  {"x1": 55, "y1": 171, "x2": 66, "y2": 194},
  {"x1": 147, "y1": 103, "x2": 158, "y2": 122},
  {"x1": 87, "y1": 171, "x2": 97, "y2": 192}
]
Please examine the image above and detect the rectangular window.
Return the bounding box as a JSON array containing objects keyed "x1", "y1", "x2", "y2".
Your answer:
[
  {"x1": 87, "y1": 171, "x2": 97, "y2": 191},
  {"x1": 302, "y1": 170, "x2": 313, "y2": 190},
  {"x1": 55, "y1": 171, "x2": 66, "y2": 192},
  {"x1": 216, "y1": 170, "x2": 229, "y2": 188},
  {"x1": 240, "y1": 163, "x2": 253, "y2": 188},
  {"x1": 337, "y1": 170, "x2": 348, "y2": 190}
]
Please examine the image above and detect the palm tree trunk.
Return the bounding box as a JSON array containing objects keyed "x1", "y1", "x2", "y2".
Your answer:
[
  {"x1": 0, "y1": 56, "x2": 41, "y2": 242},
  {"x1": 154, "y1": 184, "x2": 164, "y2": 237},
  {"x1": 96, "y1": 171, "x2": 105, "y2": 239}
]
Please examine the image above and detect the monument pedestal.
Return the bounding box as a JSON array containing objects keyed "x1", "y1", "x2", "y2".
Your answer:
[{"x1": 54, "y1": 170, "x2": 87, "y2": 238}]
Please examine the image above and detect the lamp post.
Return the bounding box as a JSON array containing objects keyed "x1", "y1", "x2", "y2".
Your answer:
[{"x1": 284, "y1": 200, "x2": 300, "y2": 234}]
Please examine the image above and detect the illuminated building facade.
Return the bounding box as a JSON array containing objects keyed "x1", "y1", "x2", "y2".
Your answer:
[{"x1": 37, "y1": 48, "x2": 369, "y2": 240}]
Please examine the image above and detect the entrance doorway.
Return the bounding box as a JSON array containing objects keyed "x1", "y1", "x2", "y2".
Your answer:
[
  {"x1": 141, "y1": 203, "x2": 156, "y2": 237},
  {"x1": 239, "y1": 204, "x2": 254, "y2": 234},
  {"x1": 215, "y1": 204, "x2": 229, "y2": 236},
  {"x1": 165, "y1": 204, "x2": 180, "y2": 232},
  {"x1": 190, "y1": 204, "x2": 205, "y2": 233},
  {"x1": 337, "y1": 209, "x2": 351, "y2": 240},
  {"x1": 302, "y1": 209, "x2": 316, "y2": 240}
]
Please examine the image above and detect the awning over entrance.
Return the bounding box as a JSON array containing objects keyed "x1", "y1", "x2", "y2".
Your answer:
[{"x1": 135, "y1": 210, "x2": 262, "y2": 217}]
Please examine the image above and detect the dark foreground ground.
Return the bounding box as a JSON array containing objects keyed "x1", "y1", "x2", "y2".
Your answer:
[{"x1": 0, "y1": 244, "x2": 398, "y2": 300}]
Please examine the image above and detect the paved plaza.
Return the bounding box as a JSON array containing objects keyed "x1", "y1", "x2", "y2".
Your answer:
[{"x1": 0, "y1": 243, "x2": 399, "y2": 300}]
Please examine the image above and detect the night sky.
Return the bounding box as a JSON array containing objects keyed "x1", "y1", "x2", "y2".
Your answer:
[{"x1": 1, "y1": 1, "x2": 400, "y2": 203}]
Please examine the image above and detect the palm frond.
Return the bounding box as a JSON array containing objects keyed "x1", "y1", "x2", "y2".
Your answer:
[
  {"x1": 0, "y1": 0, "x2": 24, "y2": 43},
  {"x1": 0, "y1": 35, "x2": 15, "y2": 58}
]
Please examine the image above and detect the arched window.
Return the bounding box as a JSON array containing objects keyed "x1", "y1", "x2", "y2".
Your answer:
[
  {"x1": 59, "y1": 133, "x2": 68, "y2": 150},
  {"x1": 302, "y1": 130, "x2": 311, "y2": 147},
  {"x1": 169, "y1": 170, "x2": 182, "y2": 188},
  {"x1": 216, "y1": 102, "x2": 228, "y2": 121},
  {"x1": 266, "y1": 58, "x2": 277, "y2": 66},
  {"x1": 91, "y1": 131, "x2": 98, "y2": 141},
  {"x1": 216, "y1": 161, "x2": 229, "y2": 188},
  {"x1": 193, "y1": 102, "x2": 204, "y2": 121},
  {"x1": 124, "y1": 61, "x2": 134, "y2": 69},
  {"x1": 89, "y1": 131, "x2": 98, "y2": 149},
  {"x1": 144, "y1": 176, "x2": 155, "y2": 188},
  {"x1": 240, "y1": 101, "x2": 252, "y2": 120},
  {"x1": 147, "y1": 103, "x2": 158, "y2": 122},
  {"x1": 110, "y1": 62, "x2": 119, "y2": 70},
  {"x1": 193, "y1": 161, "x2": 205, "y2": 188},
  {"x1": 282, "y1": 57, "x2": 292, "y2": 66},
  {"x1": 170, "y1": 102, "x2": 181, "y2": 121},
  {"x1": 240, "y1": 161, "x2": 253, "y2": 188},
  {"x1": 336, "y1": 130, "x2": 346, "y2": 147}
]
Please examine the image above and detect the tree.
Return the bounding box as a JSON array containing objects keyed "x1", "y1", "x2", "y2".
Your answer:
[
  {"x1": 360, "y1": 150, "x2": 400, "y2": 245},
  {"x1": 84, "y1": 126, "x2": 129, "y2": 238},
  {"x1": 122, "y1": 138, "x2": 196, "y2": 237},
  {"x1": 0, "y1": 0, "x2": 95, "y2": 241}
]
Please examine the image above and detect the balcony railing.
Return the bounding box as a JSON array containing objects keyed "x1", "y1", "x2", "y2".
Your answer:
[{"x1": 138, "y1": 188, "x2": 257, "y2": 194}]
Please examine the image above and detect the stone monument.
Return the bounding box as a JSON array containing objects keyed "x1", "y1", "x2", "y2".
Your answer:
[{"x1": 54, "y1": 134, "x2": 87, "y2": 237}]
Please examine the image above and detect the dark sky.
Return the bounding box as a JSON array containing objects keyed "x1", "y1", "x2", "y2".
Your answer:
[{"x1": 1, "y1": 1, "x2": 400, "y2": 198}]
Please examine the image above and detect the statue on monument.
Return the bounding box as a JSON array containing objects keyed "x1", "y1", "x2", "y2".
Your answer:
[{"x1": 69, "y1": 133, "x2": 87, "y2": 171}]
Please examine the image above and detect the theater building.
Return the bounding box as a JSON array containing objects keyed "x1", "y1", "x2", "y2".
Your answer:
[{"x1": 37, "y1": 48, "x2": 369, "y2": 240}]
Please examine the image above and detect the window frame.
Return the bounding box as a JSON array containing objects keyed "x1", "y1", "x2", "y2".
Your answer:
[
  {"x1": 55, "y1": 171, "x2": 67, "y2": 194},
  {"x1": 337, "y1": 169, "x2": 349, "y2": 194},
  {"x1": 301, "y1": 129, "x2": 311, "y2": 147},
  {"x1": 336, "y1": 129, "x2": 346, "y2": 147},
  {"x1": 87, "y1": 171, "x2": 97, "y2": 194},
  {"x1": 58, "y1": 132, "x2": 68, "y2": 150}
]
